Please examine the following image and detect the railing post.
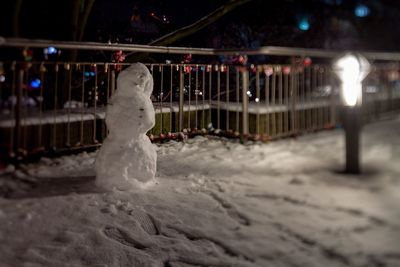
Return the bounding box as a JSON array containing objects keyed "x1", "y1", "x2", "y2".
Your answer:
[
  {"x1": 242, "y1": 69, "x2": 249, "y2": 136},
  {"x1": 179, "y1": 65, "x2": 184, "y2": 131}
]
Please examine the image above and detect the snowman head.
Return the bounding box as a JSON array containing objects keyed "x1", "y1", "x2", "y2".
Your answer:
[{"x1": 116, "y1": 63, "x2": 153, "y2": 98}]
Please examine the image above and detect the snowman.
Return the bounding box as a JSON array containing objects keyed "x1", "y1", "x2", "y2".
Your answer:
[{"x1": 95, "y1": 63, "x2": 157, "y2": 189}]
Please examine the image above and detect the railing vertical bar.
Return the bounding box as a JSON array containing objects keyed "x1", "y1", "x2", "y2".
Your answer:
[
  {"x1": 9, "y1": 62, "x2": 16, "y2": 157},
  {"x1": 256, "y1": 67, "x2": 260, "y2": 135},
  {"x1": 52, "y1": 64, "x2": 59, "y2": 149},
  {"x1": 271, "y1": 69, "x2": 276, "y2": 137},
  {"x1": 22, "y1": 66, "x2": 28, "y2": 153},
  {"x1": 208, "y1": 66, "x2": 212, "y2": 128},
  {"x1": 66, "y1": 63, "x2": 72, "y2": 146},
  {"x1": 103, "y1": 64, "x2": 109, "y2": 139},
  {"x1": 322, "y1": 68, "x2": 328, "y2": 127},
  {"x1": 195, "y1": 65, "x2": 199, "y2": 129},
  {"x1": 105, "y1": 64, "x2": 110, "y2": 104},
  {"x1": 296, "y1": 70, "x2": 300, "y2": 133},
  {"x1": 284, "y1": 68, "x2": 289, "y2": 135},
  {"x1": 38, "y1": 63, "x2": 45, "y2": 149},
  {"x1": 217, "y1": 65, "x2": 221, "y2": 130},
  {"x1": 305, "y1": 66, "x2": 311, "y2": 131},
  {"x1": 329, "y1": 69, "x2": 336, "y2": 127},
  {"x1": 188, "y1": 67, "x2": 191, "y2": 129},
  {"x1": 160, "y1": 65, "x2": 164, "y2": 134},
  {"x1": 202, "y1": 65, "x2": 205, "y2": 129},
  {"x1": 80, "y1": 64, "x2": 85, "y2": 146},
  {"x1": 226, "y1": 66, "x2": 230, "y2": 131},
  {"x1": 312, "y1": 66, "x2": 317, "y2": 130},
  {"x1": 179, "y1": 65, "x2": 184, "y2": 131},
  {"x1": 236, "y1": 68, "x2": 240, "y2": 132},
  {"x1": 326, "y1": 69, "x2": 331, "y2": 126},
  {"x1": 290, "y1": 69, "x2": 295, "y2": 135},
  {"x1": 265, "y1": 69, "x2": 270, "y2": 136},
  {"x1": 109, "y1": 67, "x2": 116, "y2": 138},
  {"x1": 14, "y1": 68, "x2": 23, "y2": 158},
  {"x1": 326, "y1": 69, "x2": 332, "y2": 126},
  {"x1": 300, "y1": 67, "x2": 305, "y2": 131},
  {"x1": 111, "y1": 69, "x2": 116, "y2": 97},
  {"x1": 278, "y1": 69, "x2": 283, "y2": 136},
  {"x1": 169, "y1": 65, "x2": 173, "y2": 132},
  {"x1": 242, "y1": 69, "x2": 249, "y2": 136},
  {"x1": 318, "y1": 67, "x2": 323, "y2": 129},
  {"x1": 93, "y1": 64, "x2": 98, "y2": 143}
]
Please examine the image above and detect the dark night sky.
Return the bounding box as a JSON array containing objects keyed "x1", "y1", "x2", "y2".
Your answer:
[{"x1": 1, "y1": 0, "x2": 400, "y2": 51}]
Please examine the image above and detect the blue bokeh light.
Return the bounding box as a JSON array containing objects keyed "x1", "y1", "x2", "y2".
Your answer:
[
  {"x1": 47, "y1": 46, "x2": 57, "y2": 54},
  {"x1": 84, "y1": 71, "x2": 96, "y2": 77},
  {"x1": 298, "y1": 18, "x2": 310, "y2": 31},
  {"x1": 30, "y1": 79, "x2": 41, "y2": 89},
  {"x1": 355, "y1": 4, "x2": 370, "y2": 17}
]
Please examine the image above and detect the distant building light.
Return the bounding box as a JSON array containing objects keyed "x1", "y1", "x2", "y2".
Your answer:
[
  {"x1": 84, "y1": 71, "x2": 96, "y2": 77},
  {"x1": 298, "y1": 18, "x2": 310, "y2": 31},
  {"x1": 355, "y1": 4, "x2": 370, "y2": 17},
  {"x1": 48, "y1": 47, "x2": 57, "y2": 54},
  {"x1": 30, "y1": 78, "x2": 41, "y2": 89}
]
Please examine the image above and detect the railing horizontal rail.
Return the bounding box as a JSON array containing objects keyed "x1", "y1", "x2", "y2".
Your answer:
[{"x1": 2, "y1": 37, "x2": 400, "y2": 60}]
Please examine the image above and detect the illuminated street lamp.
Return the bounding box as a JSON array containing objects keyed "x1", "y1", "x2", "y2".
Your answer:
[{"x1": 333, "y1": 53, "x2": 370, "y2": 174}]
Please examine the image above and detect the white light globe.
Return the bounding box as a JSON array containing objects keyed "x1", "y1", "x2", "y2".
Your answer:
[{"x1": 333, "y1": 53, "x2": 370, "y2": 107}]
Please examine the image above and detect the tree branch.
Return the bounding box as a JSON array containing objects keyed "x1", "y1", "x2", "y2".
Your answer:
[
  {"x1": 13, "y1": 0, "x2": 23, "y2": 37},
  {"x1": 78, "y1": 0, "x2": 96, "y2": 41},
  {"x1": 126, "y1": 0, "x2": 252, "y2": 62},
  {"x1": 149, "y1": 0, "x2": 252, "y2": 46}
]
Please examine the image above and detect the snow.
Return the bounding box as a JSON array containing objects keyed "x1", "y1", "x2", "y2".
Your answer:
[
  {"x1": 0, "y1": 116, "x2": 400, "y2": 267},
  {"x1": 96, "y1": 63, "x2": 157, "y2": 189}
]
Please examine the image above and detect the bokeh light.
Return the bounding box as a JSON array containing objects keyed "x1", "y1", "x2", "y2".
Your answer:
[
  {"x1": 30, "y1": 78, "x2": 41, "y2": 89},
  {"x1": 298, "y1": 18, "x2": 310, "y2": 31},
  {"x1": 355, "y1": 4, "x2": 370, "y2": 17}
]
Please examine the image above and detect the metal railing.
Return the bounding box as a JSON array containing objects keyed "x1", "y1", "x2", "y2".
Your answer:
[{"x1": 1, "y1": 38, "x2": 400, "y2": 160}]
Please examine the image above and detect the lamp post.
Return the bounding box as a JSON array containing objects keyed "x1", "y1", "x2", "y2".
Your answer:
[{"x1": 333, "y1": 53, "x2": 370, "y2": 174}]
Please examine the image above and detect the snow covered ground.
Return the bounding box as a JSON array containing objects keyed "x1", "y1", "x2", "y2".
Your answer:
[{"x1": 0, "y1": 116, "x2": 399, "y2": 267}]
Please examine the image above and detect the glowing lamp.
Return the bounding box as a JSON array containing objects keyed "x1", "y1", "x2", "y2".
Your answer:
[
  {"x1": 333, "y1": 53, "x2": 370, "y2": 174},
  {"x1": 333, "y1": 53, "x2": 370, "y2": 107},
  {"x1": 0, "y1": 75, "x2": 5, "y2": 83}
]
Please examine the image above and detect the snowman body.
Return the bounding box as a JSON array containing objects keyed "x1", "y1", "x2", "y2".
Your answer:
[{"x1": 95, "y1": 63, "x2": 156, "y2": 189}]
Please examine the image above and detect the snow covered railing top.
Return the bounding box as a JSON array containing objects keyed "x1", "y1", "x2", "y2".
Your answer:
[{"x1": 2, "y1": 37, "x2": 400, "y2": 60}]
